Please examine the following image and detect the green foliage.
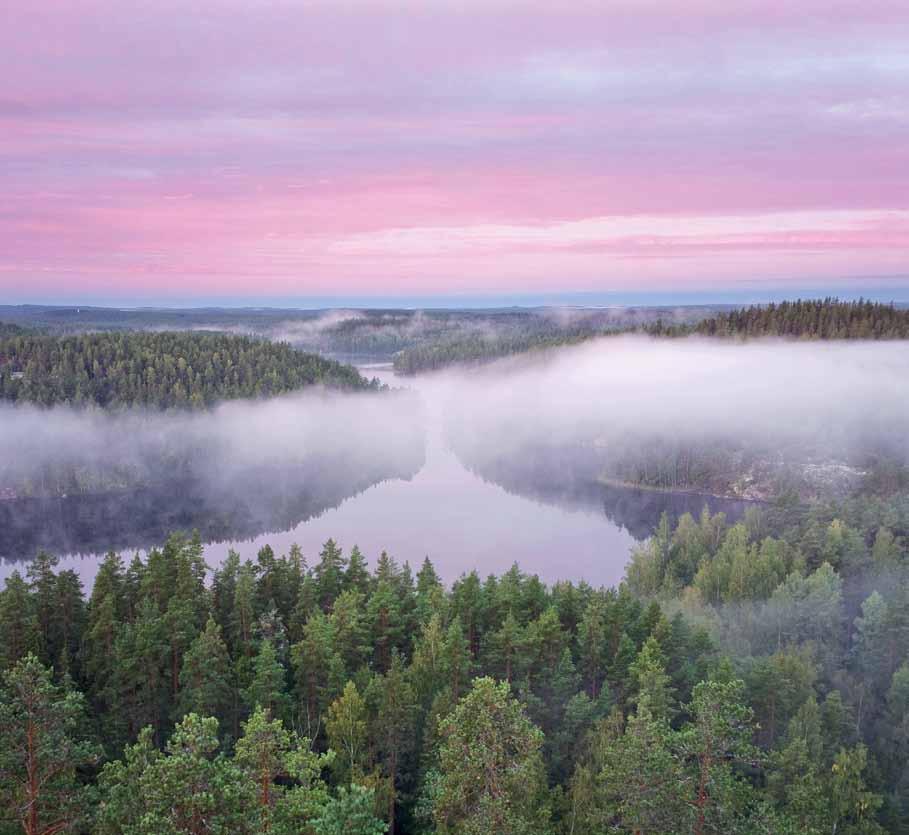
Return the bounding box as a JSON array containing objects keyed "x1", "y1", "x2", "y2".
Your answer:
[
  {"x1": 326, "y1": 681, "x2": 369, "y2": 784},
  {"x1": 0, "y1": 654, "x2": 99, "y2": 835},
  {"x1": 177, "y1": 616, "x2": 233, "y2": 729},
  {"x1": 431, "y1": 677, "x2": 551, "y2": 835},
  {"x1": 629, "y1": 635, "x2": 676, "y2": 719},
  {"x1": 312, "y1": 785, "x2": 388, "y2": 835},
  {"x1": 96, "y1": 714, "x2": 253, "y2": 834},
  {"x1": 3, "y1": 501, "x2": 909, "y2": 832},
  {"x1": 391, "y1": 298, "x2": 909, "y2": 375},
  {"x1": 234, "y1": 706, "x2": 334, "y2": 834},
  {"x1": 244, "y1": 639, "x2": 291, "y2": 724},
  {"x1": 694, "y1": 298, "x2": 909, "y2": 341},
  {"x1": 0, "y1": 330, "x2": 371, "y2": 410}
]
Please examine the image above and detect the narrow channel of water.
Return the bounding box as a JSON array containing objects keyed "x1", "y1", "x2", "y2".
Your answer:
[{"x1": 0, "y1": 364, "x2": 750, "y2": 588}]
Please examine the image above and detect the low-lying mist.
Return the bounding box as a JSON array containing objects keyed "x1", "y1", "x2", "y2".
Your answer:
[
  {"x1": 2, "y1": 334, "x2": 907, "y2": 565},
  {"x1": 0, "y1": 387, "x2": 423, "y2": 489},
  {"x1": 430, "y1": 336, "x2": 909, "y2": 499},
  {"x1": 0, "y1": 387, "x2": 426, "y2": 559}
]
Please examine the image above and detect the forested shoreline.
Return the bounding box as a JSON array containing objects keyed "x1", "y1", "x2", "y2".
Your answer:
[
  {"x1": 393, "y1": 299, "x2": 909, "y2": 374},
  {"x1": 5, "y1": 299, "x2": 902, "y2": 381},
  {"x1": 2, "y1": 487, "x2": 908, "y2": 833},
  {"x1": 690, "y1": 298, "x2": 909, "y2": 340},
  {"x1": 0, "y1": 331, "x2": 373, "y2": 410}
]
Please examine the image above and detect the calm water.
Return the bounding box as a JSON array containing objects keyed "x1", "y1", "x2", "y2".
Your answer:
[{"x1": 0, "y1": 364, "x2": 749, "y2": 588}]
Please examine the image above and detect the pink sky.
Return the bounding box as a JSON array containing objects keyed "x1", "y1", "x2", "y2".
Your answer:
[{"x1": 3, "y1": 0, "x2": 909, "y2": 302}]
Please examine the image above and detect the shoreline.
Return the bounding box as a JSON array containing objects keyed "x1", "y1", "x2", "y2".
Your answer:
[{"x1": 596, "y1": 475, "x2": 768, "y2": 504}]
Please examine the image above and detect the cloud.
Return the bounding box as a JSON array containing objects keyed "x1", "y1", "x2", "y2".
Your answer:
[
  {"x1": 328, "y1": 210, "x2": 909, "y2": 257},
  {"x1": 2, "y1": 1, "x2": 909, "y2": 298}
]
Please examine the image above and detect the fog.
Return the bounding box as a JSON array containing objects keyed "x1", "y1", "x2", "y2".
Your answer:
[
  {"x1": 3, "y1": 335, "x2": 907, "y2": 501},
  {"x1": 442, "y1": 336, "x2": 907, "y2": 437},
  {"x1": 0, "y1": 387, "x2": 422, "y2": 488},
  {"x1": 263, "y1": 310, "x2": 365, "y2": 344},
  {"x1": 4, "y1": 334, "x2": 908, "y2": 495},
  {"x1": 1, "y1": 335, "x2": 907, "y2": 583},
  {"x1": 432, "y1": 337, "x2": 909, "y2": 484}
]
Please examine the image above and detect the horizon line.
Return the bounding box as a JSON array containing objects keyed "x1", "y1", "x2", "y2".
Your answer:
[{"x1": 4, "y1": 284, "x2": 909, "y2": 311}]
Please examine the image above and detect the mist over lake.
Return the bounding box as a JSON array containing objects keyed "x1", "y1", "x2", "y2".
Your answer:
[
  {"x1": 0, "y1": 359, "x2": 745, "y2": 589},
  {"x1": 9, "y1": 333, "x2": 903, "y2": 588}
]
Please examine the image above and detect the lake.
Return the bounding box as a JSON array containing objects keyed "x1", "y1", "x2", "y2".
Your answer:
[{"x1": 0, "y1": 364, "x2": 750, "y2": 588}]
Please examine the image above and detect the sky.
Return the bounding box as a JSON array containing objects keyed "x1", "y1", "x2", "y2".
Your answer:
[{"x1": 3, "y1": 0, "x2": 909, "y2": 306}]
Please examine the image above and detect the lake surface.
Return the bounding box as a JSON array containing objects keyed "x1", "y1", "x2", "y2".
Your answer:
[{"x1": 0, "y1": 364, "x2": 750, "y2": 588}]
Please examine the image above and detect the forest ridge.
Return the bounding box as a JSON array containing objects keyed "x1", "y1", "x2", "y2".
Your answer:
[
  {"x1": 393, "y1": 298, "x2": 909, "y2": 374},
  {"x1": 0, "y1": 331, "x2": 373, "y2": 410}
]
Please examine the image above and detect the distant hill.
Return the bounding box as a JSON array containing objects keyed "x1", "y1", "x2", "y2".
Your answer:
[
  {"x1": 394, "y1": 298, "x2": 909, "y2": 373},
  {"x1": 690, "y1": 298, "x2": 909, "y2": 339},
  {"x1": 0, "y1": 304, "x2": 730, "y2": 361}
]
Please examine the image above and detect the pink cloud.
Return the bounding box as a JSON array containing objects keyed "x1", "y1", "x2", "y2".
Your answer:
[{"x1": 2, "y1": 1, "x2": 908, "y2": 299}]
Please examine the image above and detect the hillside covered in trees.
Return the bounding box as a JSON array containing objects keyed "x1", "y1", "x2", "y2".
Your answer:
[
  {"x1": 393, "y1": 298, "x2": 909, "y2": 374},
  {"x1": 390, "y1": 307, "x2": 712, "y2": 375},
  {"x1": 0, "y1": 303, "x2": 719, "y2": 370},
  {"x1": 392, "y1": 330, "x2": 601, "y2": 375},
  {"x1": 2, "y1": 486, "x2": 908, "y2": 833},
  {"x1": 0, "y1": 331, "x2": 372, "y2": 409},
  {"x1": 692, "y1": 298, "x2": 909, "y2": 340}
]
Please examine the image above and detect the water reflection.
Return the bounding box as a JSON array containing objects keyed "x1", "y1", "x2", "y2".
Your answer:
[{"x1": 0, "y1": 364, "x2": 752, "y2": 588}]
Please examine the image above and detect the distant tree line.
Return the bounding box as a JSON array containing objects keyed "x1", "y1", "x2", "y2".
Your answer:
[
  {"x1": 392, "y1": 331, "x2": 600, "y2": 375},
  {"x1": 2, "y1": 486, "x2": 909, "y2": 832},
  {"x1": 0, "y1": 323, "x2": 26, "y2": 338},
  {"x1": 394, "y1": 299, "x2": 909, "y2": 374},
  {"x1": 679, "y1": 297, "x2": 909, "y2": 340},
  {"x1": 0, "y1": 331, "x2": 372, "y2": 409}
]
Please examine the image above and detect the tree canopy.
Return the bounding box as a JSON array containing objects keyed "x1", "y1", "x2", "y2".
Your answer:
[
  {"x1": 1, "y1": 496, "x2": 908, "y2": 832},
  {"x1": 0, "y1": 330, "x2": 373, "y2": 409}
]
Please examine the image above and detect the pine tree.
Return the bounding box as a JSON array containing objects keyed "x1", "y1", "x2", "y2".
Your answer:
[
  {"x1": 374, "y1": 652, "x2": 417, "y2": 833},
  {"x1": 368, "y1": 580, "x2": 404, "y2": 674},
  {"x1": 344, "y1": 545, "x2": 372, "y2": 597},
  {"x1": 177, "y1": 616, "x2": 234, "y2": 728},
  {"x1": 326, "y1": 681, "x2": 369, "y2": 784},
  {"x1": 26, "y1": 552, "x2": 59, "y2": 667},
  {"x1": 678, "y1": 678, "x2": 764, "y2": 835},
  {"x1": 592, "y1": 707, "x2": 688, "y2": 833},
  {"x1": 51, "y1": 571, "x2": 86, "y2": 680},
  {"x1": 312, "y1": 785, "x2": 388, "y2": 835},
  {"x1": 628, "y1": 636, "x2": 676, "y2": 720},
  {"x1": 0, "y1": 654, "x2": 99, "y2": 835},
  {"x1": 234, "y1": 705, "x2": 333, "y2": 835},
  {"x1": 415, "y1": 558, "x2": 443, "y2": 625},
  {"x1": 245, "y1": 639, "x2": 291, "y2": 724},
  {"x1": 314, "y1": 540, "x2": 347, "y2": 612},
  {"x1": 485, "y1": 611, "x2": 526, "y2": 684},
  {"x1": 233, "y1": 561, "x2": 258, "y2": 657},
  {"x1": 84, "y1": 553, "x2": 124, "y2": 720},
  {"x1": 96, "y1": 714, "x2": 253, "y2": 834},
  {"x1": 292, "y1": 611, "x2": 340, "y2": 738},
  {"x1": 441, "y1": 619, "x2": 471, "y2": 701},
  {"x1": 0, "y1": 571, "x2": 39, "y2": 671},
  {"x1": 576, "y1": 595, "x2": 607, "y2": 699},
  {"x1": 432, "y1": 677, "x2": 551, "y2": 835},
  {"x1": 410, "y1": 614, "x2": 448, "y2": 708},
  {"x1": 111, "y1": 597, "x2": 169, "y2": 743},
  {"x1": 330, "y1": 590, "x2": 370, "y2": 679}
]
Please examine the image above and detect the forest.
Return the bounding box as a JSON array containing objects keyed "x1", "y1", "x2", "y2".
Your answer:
[
  {"x1": 0, "y1": 331, "x2": 372, "y2": 409},
  {"x1": 2, "y1": 487, "x2": 908, "y2": 834},
  {"x1": 0, "y1": 304, "x2": 718, "y2": 369},
  {"x1": 690, "y1": 298, "x2": 909, "y2": 340},
  {"x1": 393, "y1": 299, "x2": 909, "y2": 374}
]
